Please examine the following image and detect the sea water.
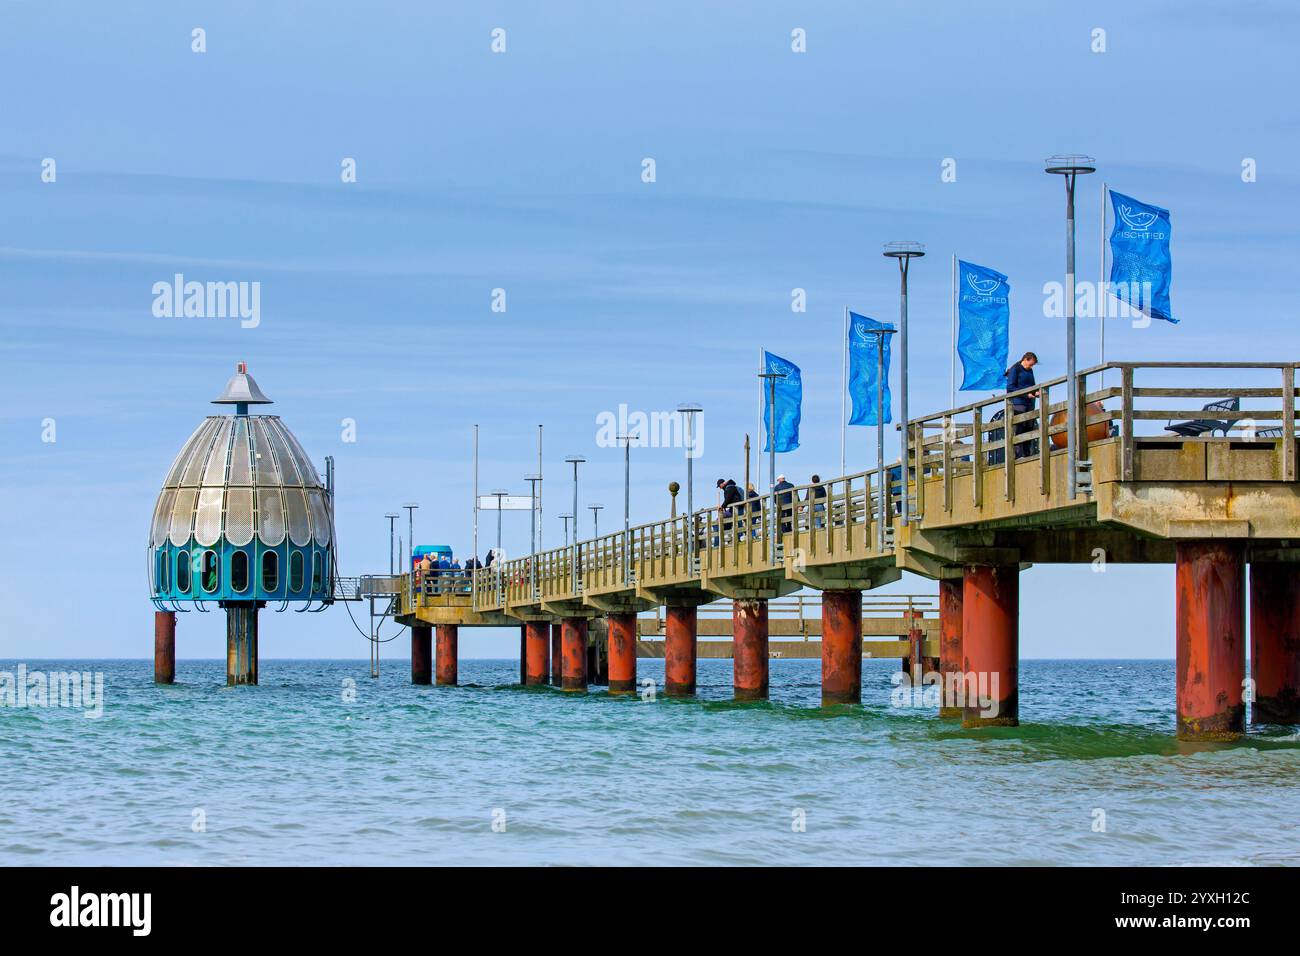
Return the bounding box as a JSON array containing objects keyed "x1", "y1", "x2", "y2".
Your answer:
[{"x1": 1, "y1": 658, "x2": 1296, "y2": 866}]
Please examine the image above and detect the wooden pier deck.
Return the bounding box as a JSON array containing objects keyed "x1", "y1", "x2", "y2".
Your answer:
[{"x1": 388, "y1": 361, "x2": 1300, "y2": 739}]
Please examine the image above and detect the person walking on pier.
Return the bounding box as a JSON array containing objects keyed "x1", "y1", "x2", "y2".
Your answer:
[
  {"x1": 775, "y1": 474, "x2": 795, "y2": 534},
  {"x1": 717, "y1": 478, "x2": 743, "y2": 544},
  {"x1": 1005, "y1": 351, "x2": 1039, "y2": 459},
  {"x1": 417, "y1": 551, "x2": 434, "y2": 595},
  {"x1": 808, "y1": 474, "x2": 827, "y2": 529},
  {"x1": 744, "y1": 482, "x2": 760, "y2": 539},
  {"x1": 436, "y1": 552, "x2": 451, "y2": 594}
]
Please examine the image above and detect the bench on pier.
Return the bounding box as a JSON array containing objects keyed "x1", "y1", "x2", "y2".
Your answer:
[{"x1": 1165, "y1": 397, "x2": 1240, "y2": 438}]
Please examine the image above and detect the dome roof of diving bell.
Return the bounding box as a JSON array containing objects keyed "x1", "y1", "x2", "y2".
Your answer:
[{"x1": 149, "y1": 366, "x2": 333, "y2": 552}]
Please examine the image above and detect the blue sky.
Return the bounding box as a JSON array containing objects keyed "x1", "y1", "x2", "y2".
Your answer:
[{"x1": 2, "y1": 0, "x2": 1297, "y2": 659}]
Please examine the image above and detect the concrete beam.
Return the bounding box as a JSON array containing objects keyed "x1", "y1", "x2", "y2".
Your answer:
[
  {"x1": 635, "y1": 584, "x2": 713, "y2": 608},
  {"x1": 954, "y1": 546, "x2": 1022, "y2": 566},
  {"x1": 582, "y1": 593, "x2": 657, "y2": 614},
  {"x1": 502, "y1": 605, "x2": 553, "y2": 622},
  {"x1": 407, "y1": 608, "x2": 518, "y2": 628},
  {"x1": 785, "y1": 563, "x2": 901, "y2": 591},
  {"x1": 540, "y1": 600, "x2": 601, "y2": 619},
  {"x1": 700, "y1": 571, "x2": 802, "y2": 600}
]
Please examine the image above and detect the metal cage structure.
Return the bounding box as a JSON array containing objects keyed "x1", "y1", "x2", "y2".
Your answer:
[{"x1": 147, "y1": 364, "x2": 336, "y2": 611}]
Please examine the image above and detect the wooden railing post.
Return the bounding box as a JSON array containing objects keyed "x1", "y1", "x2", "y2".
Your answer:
[
  {"x1": 1076, "y1": 371, "x2": 1090, "y2": 464},
  {"x1": 972, "y1": 406, "x2": 984, "y2": 508},
  {"x1": 942, "y1": 416, "x2": 953, "y2": 513},
  {"x1": 1121, "y1": 366, "x2": 1134, "y2": 481},
  {"x1": 1284, "y1": 365, "x2": 1296, "y2": 483},
  {"x1": 1039, "y1": 382, "x2": 1051, "y2": 495},
  {"x1": 1003, "y1": 396, "x2": 1015, "y2": 503}
]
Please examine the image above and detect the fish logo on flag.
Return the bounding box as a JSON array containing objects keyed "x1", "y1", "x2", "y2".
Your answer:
[
  {"x1": 847, "y1": 312, "x2": 893, "y2": 426},
  {"x1": 762, "y1": 350, "x2": 801, "y2": 453},
  {"x1": 957, "y1": 260, "x2": 1010, "y2": 391},
  {"x1": 1109, "y1": 190, "x2": 1176, "y2": 324}
]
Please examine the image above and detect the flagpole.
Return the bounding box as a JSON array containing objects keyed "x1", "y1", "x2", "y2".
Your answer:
[
  {"x1": 472, "y1": 423, "x2": 479, "y2": 607},
  {"x1": 757, "y1": 346, "x2": 764, "y2": 491},
  {"x1": 840, "y1": 306, "x2": 848, "y2": 476},
  {"x1": 950, "y1": 254, "x2": 957, "y2": 408},
  {"x1": 1099, "y1": 182, "x2": 1109, "y2": 366}
]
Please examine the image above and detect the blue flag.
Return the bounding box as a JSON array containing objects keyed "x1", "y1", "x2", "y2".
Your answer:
[
  {"x1": 1108, "y1": 190, "x2": 1176, "y2": 323},
  {"x1": 762, "y1": 350, "x2": 801, "y2": 453},
  {"x1": 956, "y1": 261, "x2": 1010, "y2": 391},
  {"x1": 847, "y1": 312, "x2": 893, "y2": 426}
]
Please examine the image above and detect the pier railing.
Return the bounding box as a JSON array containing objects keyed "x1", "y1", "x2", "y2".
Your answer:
[
  {"x1": 911, "y1": 361, "x2": 1298, "y2": 515},
  {"x1": 467, "y1": 463, "x2": 901, "y2": 612},
  {"x1": 394, "y1": 361, "x2": 1299, "y2": 617}
]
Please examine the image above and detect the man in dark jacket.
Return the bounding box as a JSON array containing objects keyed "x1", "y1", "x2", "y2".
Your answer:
[
  {"x1": 717, "y1": 478, "x2": 743, "y2": 509},
  {"x1": 808, "y1": 474, "x2": 828, "y2": 529},
  {"x1": 774, "y1": 474, "x2": 795, "y2": 534},
  {"x1": 716, "y1": 478, "x2": 743, "y2": 542},
  {"x1": 1005, "y1": 351, "x2": 1039, "y2": 459}
]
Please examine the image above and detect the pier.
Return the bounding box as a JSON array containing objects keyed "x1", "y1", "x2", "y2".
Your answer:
[{"x1": 389, "y1": 361, "x2": 1300, "y2": 740}]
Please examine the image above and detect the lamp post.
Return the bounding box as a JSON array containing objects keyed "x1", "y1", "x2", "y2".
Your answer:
[
  {"x1": 490, "y1": 489, "x2": 509, "y2": 553},
  {"x1": 564, "y1": 455, "x2": 585, "y2": 592},
  {"x1": 668, "y1": 481, "x2": 680, "y2": 518},
  {"x1": 402, "y1": 502, "x2": 418, "y2": 609},
  {"x1": 588, "y1": 503, "x2": 604, "y2": 539},
  {"x1": 560, "y1": 513, "x2": 573, "y2": 547},
  {"x1": 677, "y1": 403, "x2": 702, "y2": 563},
  {"x1": 524, "y1": 474, "x2": 541, "y2": 598},
  {"x1": 883, "y1": 241, "x2": 924, "y2": 527},
  {"x1": 402, "y1": 503, "x2": 418, "y2": 572},
  {"x1": 564, "y1": 456, "x2": 585, "y2": 539},
  {"x1": 472, "y1": 424, "x2": 479, "y2": 606},
  {"x1": 535, "y1": 425, "x2": 543, "y2": 553},
  {"x1": 384, "y1": 512, "x2": 399, "y2": 575},
  {"x1": 524, "y1": 475, "x2": 541, "y2": 554},
  {"x1": 617, "y1": 431, "x2": 637, "y2": 585},
  {"x1": 757, "y1": 370, "x2": 787, "y2": 564},
  {"x1": 863, "y1": 327, "x2": 897, "y2": 551},
  {"x1": 1045, "y1": 155, "x2": 1096, "y2": 500}
]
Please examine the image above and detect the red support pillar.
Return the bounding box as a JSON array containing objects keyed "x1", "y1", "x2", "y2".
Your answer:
[
  {"x1": 733, "y1": 598, "x2": 769, "y2": 700},
  {"x1": 435, "y1": 624, "x2": 458, "y2": 686},
  {"x1": 561, "y1": 618, "x2": 588, "y2": 692},
  {"x1": 411, "y1": 624, "x2": 432, "y2": 685},
  {"x1": 607, "y1": 613, "x2": 637, "y2": 693},
  {"x1": 154, "y1": 610, "x2": 175, "y2": 685},
  {"x1": 1176, "y1": 541, "x2": 1245, "y2": 740},
  {"x1": 1250, "y1": 562, "x2": 1300, "y2": 724},
  {"x1": 525, "y1": 621, "x2": 550, "y2": 686},
  {"x1": 938, "y1": 577, "x2": 964, "y2": 718},
  {"x1": 821, "y1": 589, "x2": 861, "y2": 704},
  {"x1": 961, "y1": 564, "x2": 1018, "y2": 728},
  {"x1": 664, "y1": 604, "x2": 697, "y2": 696},
  {"x1": 550, "y1": 623, "x2": 562, "y2": 686}
]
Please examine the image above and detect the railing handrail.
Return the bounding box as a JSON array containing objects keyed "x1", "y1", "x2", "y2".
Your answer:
[{"x1": 392, "y1": 361, "x2": 1300, "y2": 614}]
